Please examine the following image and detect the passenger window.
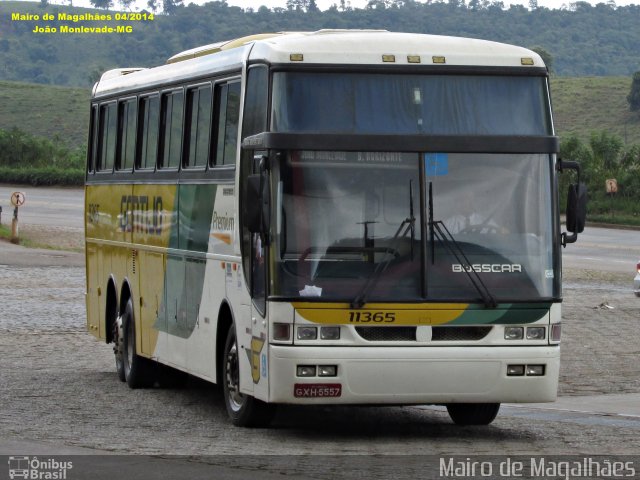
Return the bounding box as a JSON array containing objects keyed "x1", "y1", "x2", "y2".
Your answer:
[
  {"x1": 185, "y1": 84, "x2": 212, "y2": 168},
  {"x1": 214, "y1": 81, "x2": 241, "y2": 166},
  {"x1": 117, "y1": 98, "x2": 137, "y2": 171},
  {"x1": 98, "y1": 102, "x2": 117, "y2": 172},
  {"x1": 88, "y1": 105, "x2": 98, "y2": 173},
  {"x1": 159, "y1": 89, "x2": 184, "y2": 169},
  {"x1": 137, "y1": 95, "x2": 159, "y2": 170}
]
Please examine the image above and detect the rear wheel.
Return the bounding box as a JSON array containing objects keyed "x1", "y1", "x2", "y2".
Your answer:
[
  {"x1": 222, "y1": 325, "x2": 275, "y2": 427},
  {"x1": 113, "y1": 314, "x2": 125, "y2": 382},
  {"x1": 446, "y1": 403, "x2": 500, "y2": 425},
  {"x1": 122, "y1": 298, "x2": 154, "y2": 388}
]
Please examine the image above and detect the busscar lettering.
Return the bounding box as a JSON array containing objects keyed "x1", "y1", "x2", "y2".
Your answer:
[
  {"x1": 452, "y1": 263, "x2": 522, "y2": 273},
  {"x1": 119, "y1": 195, "x2": 164, "y2": 234}
]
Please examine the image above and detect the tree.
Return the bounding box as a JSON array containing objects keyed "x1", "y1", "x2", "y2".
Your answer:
[
  {"x1": 89, "y1": 0, "x2": 114, "y2": 9},
  {"x1": 287, "y1": 0, "x2": 309, "y2": 11},
  {"x1": 627, "y1": 71, "x2": 640, "y2": 113},
  {"x1": 590, "y1": 130, "x2": 623, "y2": 171},
  {"x1": 530, "y1": 46, "x2": 553, "y2": 72},
  {"x1": 163, "y1": 0, "x2": 184, "y2": 14}
]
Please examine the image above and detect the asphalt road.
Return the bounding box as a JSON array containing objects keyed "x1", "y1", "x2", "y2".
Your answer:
[
  {"x1": 0, "y1": 185, "x2": 84, "y2": 230},
  {"x1": 562, "y1": 224, "x2": 640, "y2": 274}
]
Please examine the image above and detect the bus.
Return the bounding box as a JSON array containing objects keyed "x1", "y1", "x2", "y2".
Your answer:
[{"x1": 85, "y1": 30, "x2": 586, "y2": 427}]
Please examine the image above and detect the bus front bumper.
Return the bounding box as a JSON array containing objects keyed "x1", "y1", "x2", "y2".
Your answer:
[{"x1": 268, "y1": 345, "x2": 559, "y2": 404}]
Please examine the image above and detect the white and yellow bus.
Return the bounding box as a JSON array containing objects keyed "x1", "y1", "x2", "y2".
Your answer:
[{"x1": 85, "y1": 30, "x2": 586, "y2": 427}]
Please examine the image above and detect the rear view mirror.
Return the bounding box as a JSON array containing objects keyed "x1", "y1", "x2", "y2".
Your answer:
[
  {"x1": 558, "y1": 159, "x2": 587, "y2": 247},
  {"x1": 566, "y1": 183, "x2": 587, "y2": 234}
]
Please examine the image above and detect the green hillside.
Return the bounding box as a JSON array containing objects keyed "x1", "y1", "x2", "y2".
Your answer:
[
  {"x1": 0, "y1": 75, "x2": 639, "y2": 149},
  {"x1": 551, "y1": 76, "x2": 640, "y2": 146},
  {"x1": 0, "y1": 81, "x2": 89, "y2": 148}
]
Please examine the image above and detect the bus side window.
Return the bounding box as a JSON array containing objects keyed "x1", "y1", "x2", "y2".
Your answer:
[
  {"x1": 184, "y1": 84, "x2": 212, "y2": 169},
  {"x1": 117, "y1": 98, "x2": 137, "y2": 171},
  {"x1": 213, "y1": 81, "x2": 241, "y2": 167},
  {"x1": 159, "y1": 89, "x2": 184, "y2": 170},
  {"x1": 98, "y1": 102, "x2": 117, "y2": 172},
  {"x1": 87, "y1": 105, "x2": 98, "y2": 173},
  {"x1": 137, "y1": 95, "x2": 159, "y2": 170}
]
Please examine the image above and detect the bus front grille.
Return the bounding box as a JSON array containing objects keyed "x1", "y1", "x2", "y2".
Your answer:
[{"x1": 354, "y1": 326, "x2": 493, "y2": 342}]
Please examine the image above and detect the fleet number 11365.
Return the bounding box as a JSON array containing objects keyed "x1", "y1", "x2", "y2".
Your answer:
[{"x1": 348, "y1": 311, "x2": 396, "y2": 323}]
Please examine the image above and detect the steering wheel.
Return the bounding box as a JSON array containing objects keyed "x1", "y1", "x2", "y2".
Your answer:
[{"x1": 459, "y1": 224, "x2": 502, "y2": 234}]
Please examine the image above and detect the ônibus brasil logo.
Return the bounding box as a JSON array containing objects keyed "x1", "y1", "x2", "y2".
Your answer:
[{"x1": 8, "y1": 456, "x2": 73, "y2": 480}]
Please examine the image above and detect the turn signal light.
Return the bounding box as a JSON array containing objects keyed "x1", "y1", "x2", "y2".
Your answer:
[
  {"x1": 273, "y1": 323, "x2": 291, "y2": 341},
  {"x1": 551, "y1": 323, "x2": 562, "y2": 342}
]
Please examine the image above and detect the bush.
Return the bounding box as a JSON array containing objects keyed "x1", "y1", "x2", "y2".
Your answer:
[
  {"x1": 0, "y1": 167, "x2": 84, "y2": 186},
  {"x1": 0, "y1": 127, "x2": 85, "y2": 170}
]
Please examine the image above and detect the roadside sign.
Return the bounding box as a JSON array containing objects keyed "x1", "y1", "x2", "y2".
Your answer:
[
  {"x1": 10, "y1": 191, "x2": 26, "y2": 207},
  {"x1": 605, "y1": 179, "x2": 617, "y2": 194}
]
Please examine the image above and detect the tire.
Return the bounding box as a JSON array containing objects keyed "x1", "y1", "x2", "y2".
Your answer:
[
  {"x1": 113, "y1": 313, "x2": 126, "y2": 382},
  {"x1": 122, "y1": 298, "x2": 154, "y2": 389},
  {"x1": 446, "y1": 403, "x2": 500, "y2": 425},
  {"x1": 222, "y1": 325, "x2": 275, "y2": 427}
]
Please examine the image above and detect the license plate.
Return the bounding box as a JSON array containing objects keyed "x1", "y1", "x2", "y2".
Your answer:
[{"x1": 294, "y1": 383, "x2": 342, "y2": 398}]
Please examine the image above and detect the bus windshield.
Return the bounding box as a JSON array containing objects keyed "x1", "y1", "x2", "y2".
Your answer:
[
  {"x1": 271, "y1": 72, "x2": 551, "y2": 136},
  {"x1": 270, "y1": 151, "x2": 556, "y2": 303}
]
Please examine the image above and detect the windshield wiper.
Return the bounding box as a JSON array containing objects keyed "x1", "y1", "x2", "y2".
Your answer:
[
  {"x1": 428, "y1": 182, "x2": 497, "y2": 309},
  {"x1": 351, "y1": 180, "x2": 415, "y2": 309}
]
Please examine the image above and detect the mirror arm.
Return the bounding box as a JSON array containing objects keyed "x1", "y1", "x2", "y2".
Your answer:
[{"x1": 557, "y1": 158, "x2": 581, "y2": 184}]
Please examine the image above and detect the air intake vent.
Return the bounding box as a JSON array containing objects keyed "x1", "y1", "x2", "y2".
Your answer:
[
  {"x1": 431, "y1": 326, "x2": 492, "y2": 341},
  {"x1": 355, "y1": 326, "x2": 493, "y2": 342},
  {"x1": 355, "y1": 327, "x2": 416, "y2": 342}
]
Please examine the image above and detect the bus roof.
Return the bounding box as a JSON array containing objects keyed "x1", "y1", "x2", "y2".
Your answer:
[{"x1": 93, "y1": 30, "x2": 545, "y2": 99}]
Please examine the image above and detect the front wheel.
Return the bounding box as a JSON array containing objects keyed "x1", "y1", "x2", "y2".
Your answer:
[
  {"x1": 446, "y1": 403, "x2": 500, "y2": 425},
  {"x1": 222, "y1": 325, "x2": 275, "y2": 427}
]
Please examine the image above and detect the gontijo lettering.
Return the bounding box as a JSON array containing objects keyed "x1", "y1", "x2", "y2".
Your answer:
[{"x1": 119, "y1": 195, "x2": 164, "y2": 234}]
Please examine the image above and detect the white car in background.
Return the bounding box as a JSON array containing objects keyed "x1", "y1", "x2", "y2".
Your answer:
[{"x1": 635, "y1": 261, "x2": 640, "y2": 297}]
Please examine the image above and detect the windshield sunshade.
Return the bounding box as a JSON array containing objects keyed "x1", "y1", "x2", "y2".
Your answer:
[{"x1": 271, "y1": 73, "x2": 551, "y2": 136}]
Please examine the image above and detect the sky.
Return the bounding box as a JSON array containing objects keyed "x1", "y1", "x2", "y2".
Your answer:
[{"x1": 15, "y1": 0, "x2": 640, "y2": 10}]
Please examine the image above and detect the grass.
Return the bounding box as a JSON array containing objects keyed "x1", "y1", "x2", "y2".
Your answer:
[
  {"x1": 550, "y1": 76, "x2": 640, "y2": 146},
  {"x1": 587, "y1": 213, "x2": 640, "y2": 227},
  {"x1": 0, "y1": 81, "x2": 89, "y2": 148},
  {"x1": 0, "y1": 222, "x2": 83, "y2": 251},
  {"x1": 0, "y1": 223, "x2": 36, "y2": 248}
]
